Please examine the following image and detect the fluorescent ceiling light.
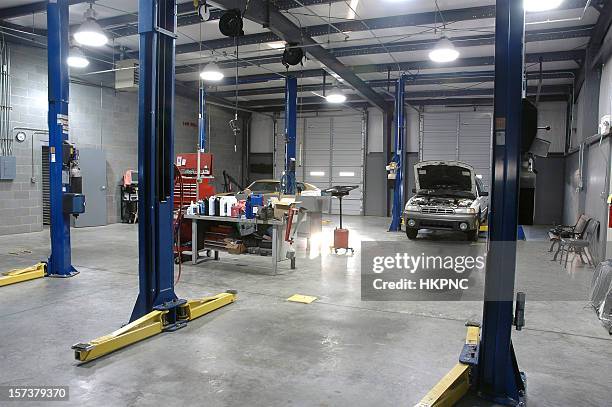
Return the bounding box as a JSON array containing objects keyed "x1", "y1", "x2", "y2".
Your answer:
[
  {"x1": 428, "y1": 37, "x2": 460, "y2": 63},
  {"x1": 310, "y1": 171, "x2": 325, "y2": 177},
  {"x1": 524, "y1": 0, "x2": 563, "y2": 12},
  {"x1": 325, "y1": 87, "x2": 347, "y2": 104},
  {"x1": 67, "y1": 47, "x2": 89, "y2": 68},
  {"x1": 267, "y1": 41, "x2": 286, "y2": 49},
  {"x1": 200, "y1": 62, "x2": 224, "y2": 81},
  {"x1": 73, "y1": 7, "x2": 108, "y2": 47},
  {"x1": 339, "y1": 171, "x2": 355, "y2": 177}
]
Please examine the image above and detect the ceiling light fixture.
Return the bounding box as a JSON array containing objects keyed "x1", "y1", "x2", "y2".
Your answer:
[
  {"x1": 524, "y1": 0, "x2": 563, "y2": 12},
  {"x1": 326, "y1": 87, "x2": 347, "y2": 104},
  {"x1": 428, "y1": 37, "x2": 460, "y2": 63},
  {"x1": 73, "y1": 5, "x2": 108, "y2": 47},
  {"x1": 199, "y1": 61, "x2": 224, "y2": 81},
  {"x1": 67, "y1": 46, "x2": 90, "y2": 68}
]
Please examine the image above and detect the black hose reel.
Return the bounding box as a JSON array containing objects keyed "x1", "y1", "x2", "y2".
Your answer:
[
  {"x1": 219, "y1": 9, "x2": 244, "y2": 37},
  {"x1": 282, "y1": 44, "x2": 304, "y2": 67}
]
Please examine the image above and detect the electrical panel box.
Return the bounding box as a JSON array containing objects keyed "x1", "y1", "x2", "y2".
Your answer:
[{"x1": 0, "y1": 156, "x2": 16, "y2": 180}]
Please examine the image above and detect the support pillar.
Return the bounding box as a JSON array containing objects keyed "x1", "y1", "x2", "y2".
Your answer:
[
  {"x1": 389, "y1": 74, "x2": 406, "y2": 232},
  {"x1": 283, "y1": 76, "x2": 297, "y2": 195},
  {"x1": 477, "y1": 0, "x2": 526, "y2": 403},
  {"x1": 46, "y1": 0, "x2": 77, "y2": 277},
  {"x1": 130, "y1": 0, "x2": 181, "y2": 322}
]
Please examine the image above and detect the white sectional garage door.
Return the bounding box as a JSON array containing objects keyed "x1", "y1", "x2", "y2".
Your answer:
[
  {"x1": 421, "y1": 112, "x2": 493, "y2": 190},
  {"x1": 274, "y1": 114, "x2": 365, "y2": 215},
  {"x1": 330, "y1": 115, "x2": 364, "y2": 215}
]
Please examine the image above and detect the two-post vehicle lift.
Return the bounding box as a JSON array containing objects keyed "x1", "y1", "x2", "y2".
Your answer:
[{"x1": 71, "y1": 0, "x2": 235, "y2": 363}]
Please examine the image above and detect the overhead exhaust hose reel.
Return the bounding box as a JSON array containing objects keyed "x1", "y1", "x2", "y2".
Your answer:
[
  {"x1": 282, "y1": 44, "x2": 304, "y2": 67},
  {"x1": 219, "y1": 9, "x2": 244, "y2": 37}
]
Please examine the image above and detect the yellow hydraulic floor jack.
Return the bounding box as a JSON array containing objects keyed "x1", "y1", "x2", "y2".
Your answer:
[{"x1": 0, "y1": 263, "x2": 47, "y2": 287}]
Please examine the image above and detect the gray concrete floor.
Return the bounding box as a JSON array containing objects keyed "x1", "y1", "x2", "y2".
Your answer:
[{"x1": 0, "y1": 216, "x2": 610, "y2": 407}]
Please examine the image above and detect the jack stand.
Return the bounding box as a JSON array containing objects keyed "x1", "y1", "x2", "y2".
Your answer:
[
  {"x1": 415, "y1": 323, "x2": 480, "y2": 407},
  {"x1": 72, "y1": 291, "x2": 236, "y2": 363},
  {"x1": 0, "y1": 263, "x2": 47, "y2": 287}
]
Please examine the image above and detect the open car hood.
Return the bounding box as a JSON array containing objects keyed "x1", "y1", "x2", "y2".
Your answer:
[{"x1": 414, "y1": 161, "x2": 477, "y2": 196}]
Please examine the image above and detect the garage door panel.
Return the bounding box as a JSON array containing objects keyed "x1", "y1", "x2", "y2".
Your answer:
[
  {"x1": 278, "y1": 114, "x2": 364, "y2": 215},
  {"x1": 422, "y1": 113, "x2": 459, "y2": 162},
  {"x1": 332, "y1": 151, "x2": 363, "y2": 167},
  {"x1": 421, "y1": 112, "x2": 492, "y2": 191},
  {"x1": 459, "y1": 112, "x2": 492, "y2": 188}
]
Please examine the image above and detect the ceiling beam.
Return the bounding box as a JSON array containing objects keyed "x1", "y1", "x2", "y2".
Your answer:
[
  {"x1": 253, "y1": 94, "x2": 570, "y2": 112},
  {"x1": 92, "y1": 0, "x2": 347, "y2": 38},
  {"x1": 208, "y1": 70, "x2": 577, "y2": 98},
  {"x1": 246, "y1": 85, "x2": 571, "y2": 108},
  {"x1": 574, "y1": 0, "x2": 611, "y2": 94},
  {"x1": 0, "y1": 0, "x2": 90, "y2": 19},
  {"x1": 164, "y1": 1, "x2": 590, "y2": 54},
  {"x1": 212, "y1": 0, "x2": 389, "y2": 111},
  {"x1": 174, "y1": 25, "x2": 592, "y2": 74},
  {"x1": 588, "y1": 1, "x2": 612, "y2": 68},
  {"x1": 179, "y1": 49, "x2": 585, "y2": 83}
]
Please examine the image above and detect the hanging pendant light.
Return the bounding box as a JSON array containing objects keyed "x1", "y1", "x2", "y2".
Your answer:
[
  {"x1": 74, "y1": 5, "x2": 108, "y2": 47},
  {"x1": 524, "y1": 0, "x2": 563, "y2": 12},
  {"x1": 326, "y1": 87, "x2": 346, "y2": 104},
  {"x1": 67, "y1": 46, "x2": 89, "y2": 68},
  {"x1": 428, "y1": 36, "x2": 460, "y2": 63},
  {"x1": 199, "y1": 61, "x2": 224, "y2": 81}
]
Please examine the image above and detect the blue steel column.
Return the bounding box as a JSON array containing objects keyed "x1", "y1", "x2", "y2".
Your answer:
[
  {"x1": 283, "y1": 76, "x2": 297, "y2": 195},
  {"x1": 389, "y1": 74, "x2": 406, "y2": 232},
  {"x1": 477, "y1": 0, "x2": 525, "y2": 404},
  {"x1": 198, "y1": 84, "x2": 207, "y2": 151},
  {"x1": 46, "y1": 0, "x2": 77, "y2": 277},
  {"x1": 131, "y1": 0, "x2": 180, "y2": 322}
]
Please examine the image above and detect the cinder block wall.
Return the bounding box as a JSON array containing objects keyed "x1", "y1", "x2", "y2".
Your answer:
[{"x1": 0, "y1": 43, "x2": 242, "y2": 235}]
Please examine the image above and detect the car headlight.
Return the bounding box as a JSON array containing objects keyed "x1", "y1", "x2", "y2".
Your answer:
[
  {"x1": 405, "y1": 205, "x2": 421, "y2": 212},
  {"x1": 455, "y1": 207, "x2": 476, "y2": 214}
]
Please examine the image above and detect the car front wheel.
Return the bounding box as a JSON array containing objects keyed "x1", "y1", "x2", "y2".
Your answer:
[
  {"x1": 406, "y1": 228, "x2": 418, "y2": 240},
  {"x1": 467, "y1": 219, "x2": 480, "y2": 242}
]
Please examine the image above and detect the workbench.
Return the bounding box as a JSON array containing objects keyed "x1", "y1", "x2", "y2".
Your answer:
[{"x1": 184, "y1": 214, "x2": 295, "y2": 274}]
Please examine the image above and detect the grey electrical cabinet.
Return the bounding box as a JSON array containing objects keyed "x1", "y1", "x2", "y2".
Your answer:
[{"x1": 0, "y1": 156, "x2": 16, "y2": 180}]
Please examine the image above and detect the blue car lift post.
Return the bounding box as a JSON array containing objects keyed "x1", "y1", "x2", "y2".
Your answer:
[
  {"x1": 282, "y1": 76, "x2": 297, "y2": 195},
  {"x1": 0, "y1": 0, "x2": 78, "y2": 287},
  {"x1": 389, "y1": 74, "x2": 406, "y2": 232},
  {"x1": 415, "y1": 0, "x2": 526, "y2": 405},
  {"x1": 72, "y1": 0, "x2": 235, "y2": 363}
]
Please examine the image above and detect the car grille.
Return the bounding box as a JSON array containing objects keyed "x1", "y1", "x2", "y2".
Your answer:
[{"x1": 421, "y1": 206, "x2": 455, "y2": 215}]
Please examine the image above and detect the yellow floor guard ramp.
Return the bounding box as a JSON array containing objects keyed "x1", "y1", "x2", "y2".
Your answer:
[
  {"x1": 72, "y1": 291, "x2": 236, "y2": 363},
  {"x1": 0, "y1": 263, "x2": 46, "y2": 287},
  {"x1": 414, "y1": 324, "x2": 480, "y2": 407}
]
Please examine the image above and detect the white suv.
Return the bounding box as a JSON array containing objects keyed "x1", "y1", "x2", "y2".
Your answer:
[{"x1": 403, "y1": 161, "x2": 489, "y2": 241}]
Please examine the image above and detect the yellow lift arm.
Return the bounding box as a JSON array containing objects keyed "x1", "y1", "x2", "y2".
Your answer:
[
  {"x1": 73, "y1": 291, "x2": 236, "y2": 363},
  {"x1": 0, "y1": 263, "x2": 46, "y2": 287},
  {"x1": 415, "y1": 325, "x2": 480, "y2": 407}
]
